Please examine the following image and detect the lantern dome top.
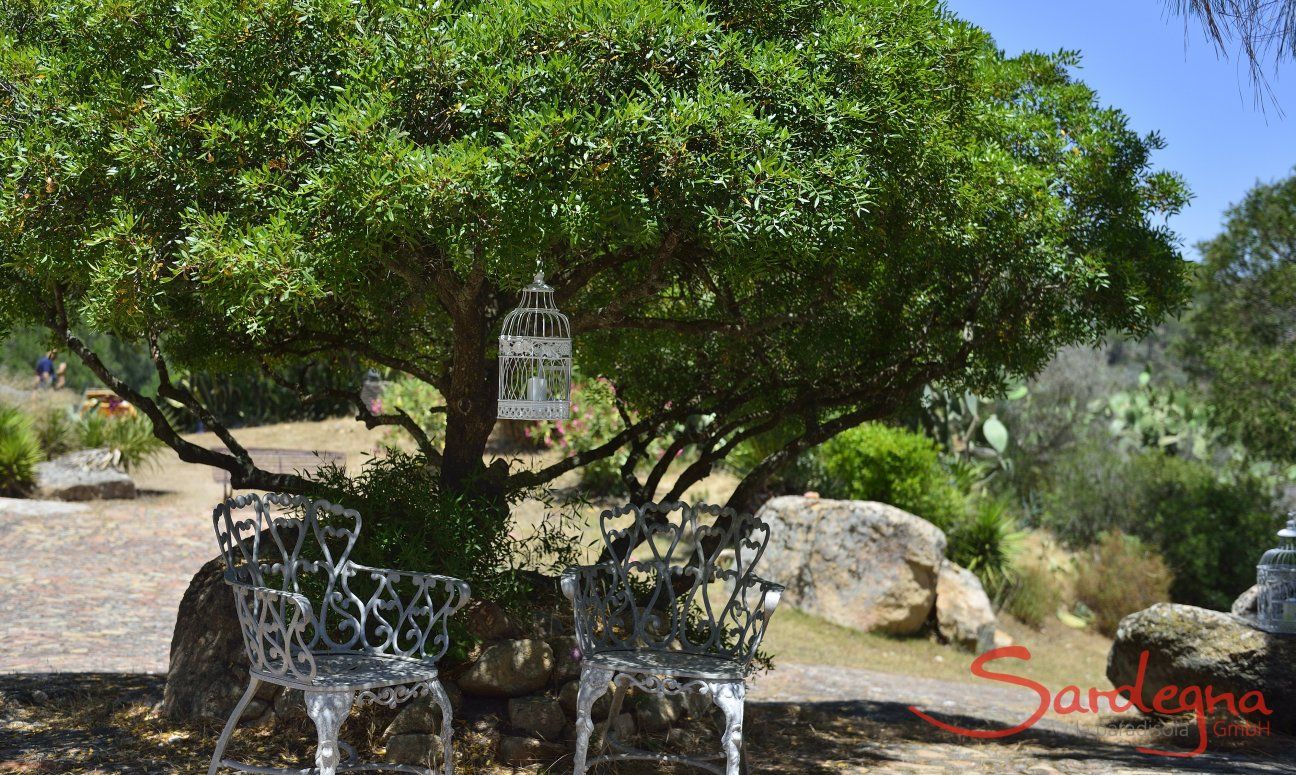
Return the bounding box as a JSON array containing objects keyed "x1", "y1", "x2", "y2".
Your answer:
[
  {"x1": 499, "y1": 272, "x2": 570, "y2": 340},
  {"x1": 1260, "y1": 514, "x2": 1296, "y2": 569},
  {"x1": 1280, "y1": 514, "x2": 1296, "y2": 540}
]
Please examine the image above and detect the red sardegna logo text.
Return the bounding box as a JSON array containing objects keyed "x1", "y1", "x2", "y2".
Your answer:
[{"x1": 908, "y1": 646, "x2": 1272, "y2": 757}]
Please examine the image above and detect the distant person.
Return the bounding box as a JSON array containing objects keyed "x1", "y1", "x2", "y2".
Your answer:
[
  {"x1": 54, "y1": 361, "x2": 67, "y2": 390},
  {"x1": 34, "y1": 350, "x2": 56, "y2": 389}
]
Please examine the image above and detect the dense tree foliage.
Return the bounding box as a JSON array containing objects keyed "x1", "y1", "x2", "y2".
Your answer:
[
  {"x1": 1184, "y1": 170, "x2": 1296, "y2": 462},
  {"x1": 0, "y1": 0, "x2": 1189, "y2": 513}
]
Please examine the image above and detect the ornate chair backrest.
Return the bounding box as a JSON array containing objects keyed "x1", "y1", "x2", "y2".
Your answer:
[
  {"x1": 213, "y1": 493, "x2": 363, "y2": 653},
  {"x1": 577, "y1": 502, "x2": 772, "y2": 661}
]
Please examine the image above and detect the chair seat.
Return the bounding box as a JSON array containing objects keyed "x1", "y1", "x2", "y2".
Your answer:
[
  {"x1": 254, "y1": 652, "x2": 440, "y2": 691},
  {"x1": 586, "y1": 649, "x2": 744, "y2": 680}
]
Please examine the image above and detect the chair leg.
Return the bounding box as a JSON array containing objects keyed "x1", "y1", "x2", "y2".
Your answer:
[
  {"x1": 595, "y1": 676, "x2": 628, "y2": 756},
  {"x1": 572, "y1": 666, "x2": 614, "y2": 775},
  {"x1": 710, "y1": 681, "x2": 745, "y2": 775},
  {"x1": 208, "y1": 676, "x2": 261, "y2": 775},
  {"x1": 427, "y1": 678, "x2": 455, "y2": 775},
  {"x1": 304, "y1": 689, "x2": 355, "y2": 775}
]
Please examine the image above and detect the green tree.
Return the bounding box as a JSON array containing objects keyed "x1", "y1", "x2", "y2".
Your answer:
[
  {"x1": 0, "y1": 0, "x2": 1189, "y2": 524},
  {"x1": 1183, "y1": 171, "x2": 1296, "y2": 461}
]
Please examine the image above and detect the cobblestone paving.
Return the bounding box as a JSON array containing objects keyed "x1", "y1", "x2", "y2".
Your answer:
[{"x1": 0, "y1": 498, "x2": 212, "y2": 674}]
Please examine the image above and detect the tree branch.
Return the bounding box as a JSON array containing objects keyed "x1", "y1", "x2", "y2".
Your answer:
[{"x1": 47, "y1": 291, "x2": 312, "y2": 493}]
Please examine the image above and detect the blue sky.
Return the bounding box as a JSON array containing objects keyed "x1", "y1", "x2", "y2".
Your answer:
[{"x1": 944, "y1": 0, "x2": 1295, "y2": 257}]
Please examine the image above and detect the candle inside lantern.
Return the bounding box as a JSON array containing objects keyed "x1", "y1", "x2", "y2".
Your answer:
[{"x1": 527, "y1": 376, "x2": 548, "y2": 402}]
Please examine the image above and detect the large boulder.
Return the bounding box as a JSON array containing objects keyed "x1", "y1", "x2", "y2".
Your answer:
[
  {"x1": 1107, "y1": 603, "x2": 1296, "y2": 734},
  {"x1": 934, "y1": 561, "x2": 997, "y2": 652},
  {"x1": 161, "y1": 556, "x2": 251, "y2": 721},
  {"x1": 751, "y1": 496, "x2": 946, "y2": 634},
  {"x1": 36, "y1": 448, "x2": 135, "y2": 501},
  {"x1": 459, "y1": 639, "x2": 554, "y2": 697}
]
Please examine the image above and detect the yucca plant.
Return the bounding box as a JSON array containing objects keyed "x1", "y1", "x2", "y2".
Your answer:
[
  {"x1": 0, "y1": 405, "x2": 44, "y2": 496},
  {"x1": 34, "y1": 407, "x2": 78, "y2": 458},
  {"x1": 947, "y1": 496, "x2": 1025, "y2": 597},
  {"x1": 77, "y1": 413, "x2": 164, "y2": 472}
]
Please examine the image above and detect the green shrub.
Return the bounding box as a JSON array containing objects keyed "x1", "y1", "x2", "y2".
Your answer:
[
  {"x1": 1125, "y1": 454, "x2": 1274, "y2": 611},
  {"x1": 1004, "y1": 562, "x2": 1063, "y2": 629},
  {"x1": 0, "y1": 405, "x2": 43, "y2": 496},
  {"x1": 379, "y1": 377, "x2": 447, "y2": 445},
  {"x1": 1041, "y1": 445, "x2": 1276, "y2": 611},
  {"x1": 818, "y1": 422, "x2": 966, "y2": 530},
  {"x1": 308, "y1": 451, "x2": 556, "y2": 611},
  {"x1": 947, "y1": 497, "x2": 1022, "y2": 595},
  {"x1": 33, "y1": 407, "x2": 77, "y2": 458},
  {"x1": 77, "y1": 413, "x2": 165, "y2": 472},
  {"x1": 1076, "y1": 531, "x2": 1173, "y2": 636}
]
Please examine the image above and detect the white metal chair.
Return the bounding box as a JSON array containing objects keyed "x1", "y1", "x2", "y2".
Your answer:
[
  {"x1": 209, "y1": 493, "x2": 470, "y2": 775},
  {"x1": 561, "y1": 502, "x2": 784, "y2": 775}
]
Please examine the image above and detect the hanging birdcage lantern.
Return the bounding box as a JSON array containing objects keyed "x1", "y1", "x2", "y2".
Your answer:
[
  {"x1": 497, "y1": 272, "x2": 571, "y2": 420},
  {"x1": 1256, "y1": 513, "x2": 1296, "y2": 635}
]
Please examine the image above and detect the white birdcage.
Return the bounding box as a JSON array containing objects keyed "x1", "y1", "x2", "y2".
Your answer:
[
  {"x1": 1256, "y1": 513, "x2": 1296, "y2": 635},
  {"x1": 497, "y1": 272, "x2": 571, "y2": 420}
]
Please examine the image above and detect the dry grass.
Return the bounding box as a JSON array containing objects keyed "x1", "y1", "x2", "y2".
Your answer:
[{"x1": 762, "y1": 606, "x2": 1113, "y2": 698}]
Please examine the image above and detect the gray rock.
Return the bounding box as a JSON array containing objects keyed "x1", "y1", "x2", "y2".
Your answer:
[
  {"x1": 1107, "y1": 603, "x2": 1296, "y2": 734},
  {"x1": 548, "y1": 635, "x2": 582, "y2": 681},
  {"x1": 934, "y1": 561, "x2": 998, "y2": 652},
  {"x1": 459, "y1": 639, "x2": 554, "y2": 697},
  {"x1": 273, "y1": 688, "x2": 306, "y2": 723},
  {"x1": 384, "y1": 683, "x2": 462, "y2": 737},
  {"x1": 36, "y1": 449, "x2": 135, "y2": 501},
  {"x1": 1231, "y1": 584, "x2": 1260, "y2": 618},
  {"x1": 465, "y1": 600, "x2": 517, "y2": 642},
  {"x1": 610, "y1": 711, "x2": 636, "y2": 740},
  {"x1": 682, "y1": 691, "x2": 712, "y2": 719},
  {"x1": 632, "y1": 692, "x2": 682, "y2": 732},
  {"x1": 384, "y1": 733, "x2": 440, "y2": 767},
  {"x1": 751, "y1": 497, "x2": 946, "y2": 634},
  {"x1": 558, "y1": 679, "x2": 611, "y2": 720},
  {"x1": 160, "y1": 556, "x2": 249, "y2": 722},
  {"x1": 498, "y1": 734, "x2": 568, "y2": 765},
  {"x1": 507, "y1": 695, "x2": 565, "y2": 740}
]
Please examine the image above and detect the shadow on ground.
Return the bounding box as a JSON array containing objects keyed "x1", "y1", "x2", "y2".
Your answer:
[{"x1": 1, "y1": 674, "x2": 1293, "y2": 774}]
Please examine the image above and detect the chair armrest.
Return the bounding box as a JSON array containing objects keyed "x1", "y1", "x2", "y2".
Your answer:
[
  {"x1": 345, "y1": 563, "x2": 471, "y2": 661},
  {"x1": 561, "y1": 563, "x2": 622, "y2": 653},
  {"x1": 729, "y1": 574, "x2": 785, "y2": 665},
  {"x1": 225, "y1": 576, "x2": 318, "y2": 683}
]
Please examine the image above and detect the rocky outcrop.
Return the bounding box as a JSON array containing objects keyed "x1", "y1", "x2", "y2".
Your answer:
[
  {"x1": 36, "y1": 448, "x2": 135, "y2": 501},
  {"x1": 752, "y1": 496, "x2": 947, "y2": 634},
  {"x1": 1107, "y1": 603, "x2": 1296, "y2": 733},
  {"x1": 934, "y1": 562, "x2": 997, "y2": 652}
]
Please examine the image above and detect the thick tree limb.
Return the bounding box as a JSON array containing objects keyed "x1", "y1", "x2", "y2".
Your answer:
[{"x1": 47, "y1": 291, "x2": 312, "y2": 493}]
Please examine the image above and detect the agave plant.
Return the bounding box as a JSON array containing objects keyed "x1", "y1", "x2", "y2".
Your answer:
[
  {"x1": 0, "y1": 405, "x2": 44, "y2": 496},
  {"x1": 77, "y1": 413, "x2": 164, "y2": 472}
]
